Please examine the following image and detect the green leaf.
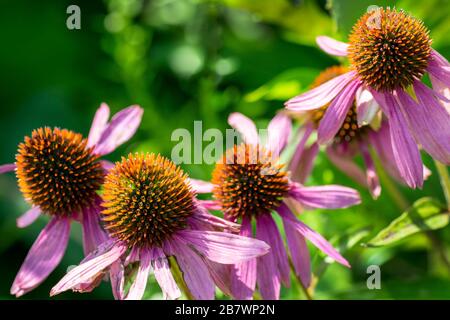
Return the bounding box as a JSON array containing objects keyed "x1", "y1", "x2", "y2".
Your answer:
[{"x1": 366, "y1": 197, "x2": 449, "y2": 247}]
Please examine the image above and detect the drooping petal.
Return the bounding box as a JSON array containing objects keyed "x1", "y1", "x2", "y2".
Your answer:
[
  {"x1": 170, "y1": 238, "x2": 215, "y2": 300},
  {"x1": 203, "y1": 259, "x2": 233, "y2": 298},
  {"x1": 16, "y1": 206, "x2": 41, "y2": 228},
  {"x1": 372, "y1": 91, "x2": 423, "y2": 188},
  {"x1": 190, "y1": 204, "x2": 240, "y2": 233},
  {"x1": 231, "y1": 216, "x2": 257, "y2": 300},
  {"x1": 110, "y1": 260, "x2": 125, "y2": 300},
  {"x1": 256, "y1": 217, "x2": 280, "y2": 300},
  {"x1": 360, "y1": 143, "x2": 381, "y2": 199},
  {"x1": 288, "y1": 123, "x2": 313, "y2": 173},
  {"x1": 318, "y1": 79, "x2": 361, "y2": 144},
  {"x1": 94, "y1": 105, "x2": 144, "y2": 156},
  {"x1": 326, "y1": 146, "x2": 367, "y2": 187},
  {"x1": 278, "y1": 203, "x2": 350, "y2": 267},
  {"x1": 285, "y1": 71, "x2": 356, "y2": 111},
  {"x1": 189, "y1": 178, "x2": 214, "y2": 193},
  {"x1": 427, "y1": 50, "x2": 450, "y2": 86},
  {"x1": 125, "y1": 249, "x2": 152, "y2": 300},
  {"x1": 288, "y1": 182, "x2": 361, "y2": 209},
  {"x1": 87, "y1": 103, "x2": 110, "y2": 148},
  {"x1": 178, "y1": 229, "x2": 269, "y2": 264},
  {"x1": 282, "y1": 218, "x2": 311, "y2": 288},
  {"x1": 316, "y1": 36, "x2": 349, "y2": 56},
  {"x1": 0, "y1": 163, "x2": 15, "y2": 174},
  {"x1": 256, "y1": 214, "x2": 290, "y2": 287},
  {"x1": 50, "y1": 241, "x2": 126, "y2": 296},
  {"x1": 11, "y1": 216, "x2": 71, "y2": 297},
  {"x1": 355, "y1": 87, "x2": 379, "y2": 126},
  {"x1": 81, "y1": 205, "x2": 109, "y2": 256},
  {"x1": 430, "y1": 75, "x2": 450, "y2": 112},
  {"x1": 228, "y1": 112, "x2": 259, "y2": 145},
  {"x1": 151, "y1": 247, "x2": 181, "y2": 300},
  {"x1": 291, "y1": 142, "x2": 319, "y2": 184},
  {"x1": 267, "y1": 112, "x2": 292, "y2": 155}
]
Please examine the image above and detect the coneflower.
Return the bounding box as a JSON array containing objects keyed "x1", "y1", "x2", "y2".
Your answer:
[
  {"x1": 0, "y1": 103, "x2": 143, "y2": 297},
  {"x1": 194, "y1": 112, "x2": 361, "y2": 300},
  {"x1": 50, "y1": 153, "x2": 269, "y2": 300},
  {"x1": 285, "y1": 7, "x2": 450, "y2": 189}
]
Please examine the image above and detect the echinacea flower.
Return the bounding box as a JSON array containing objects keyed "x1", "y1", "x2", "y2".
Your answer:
[
  {"x1": 50, "y1": 153, "x2": 269, "y2": 300},
  {"x1": 285, "y1": 7, "x2": 450, "y2": 189},
  {"x1": 287, "y1": 66, "x2": 430, "y2": 198},
  {"x1": 0, "y1": 103, "x2": 143, "y2": 297},
  {"x1": 196, "y1": 112, "x2": 361, "y2": 300}
]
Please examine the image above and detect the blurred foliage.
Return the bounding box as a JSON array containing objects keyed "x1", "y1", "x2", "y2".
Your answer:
[{"x1": 0, "y1": 0, "x2": 449, "y2": 300}]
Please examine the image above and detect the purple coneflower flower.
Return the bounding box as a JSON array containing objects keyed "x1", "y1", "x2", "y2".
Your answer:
[
  {"x1": 285, "y1": 7, "x2": 450, "y2": 189},
  {"x1": 50, "y1": 153, "x2": 269, "y2": 300},
  {"x1": 196, "y1": 112, "x2": 361, "y2": 300},
  {"x1": 287, "y1": 66, "x2": 430, "y2": 198},
  {"x1": 0, "y1": 103, "x2": 143, "y2": 297}
]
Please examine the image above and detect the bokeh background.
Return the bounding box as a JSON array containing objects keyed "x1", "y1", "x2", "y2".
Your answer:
[{"x1": 1, "y1": 0, "x2": 450, "y2": 300}]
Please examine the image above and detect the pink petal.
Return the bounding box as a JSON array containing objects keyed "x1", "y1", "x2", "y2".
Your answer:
[
  {"x1": 203, "y1": 260, "x2": 233, "y2": 297},
  {"x1": 355, "y1": 87, "x2": 379, "y2": 126},
  {"x1": 110, "y1": 260, "x2": 125, "y2": 300},
  {"x1": 372, "y1": 91, "x2": 423, "y2": 188},
  {"x1": 11, "y1": 216, "x2": 71, "y2": 297},
  {"x1": 94, "y1": 105, "x2": 144, "y2": 156},
  {"x1": 0, "y1": 163, "x2": 15, "y2": 174},
  {"x1": 282, "y1": 218, "x2": 311, "y2": 287},
  {"x1": 151, "y1": 247, "x2": 181, "y2": 300},
  {"x1": 81, "y1": 205, "x2": 109, "y2": 256},
  {"x1": 256, "y1": 217, "x2": 281, "y2": 300},
  {"x1": 316, "y1": 36, "x2": 349, "y2": 56},
  {"x1": 228, "y1": 112, "x2": 259, "y2": 145},
  {"x1": 87, "y1": 103, "x2": 111, "y2": 148},
  {"x1": 285, "y1": 71, "x2": 356, "y2": 111},
  {"x1": 318, "y1": 79, "x2": 361, "y2": 144},
  {"x1": 257, "y1": 214, "x2": 290, "y2": 287},
  {"x1": 278, "y1": 203, "x2": 350, "y2": 267},
  {"x1": 231, "y1": 216, "x2": 257, "y2": 300},
  {"x1": 291, "y1": 142, "x2": 319, "y2": 184},
  {"x1": 101, "y1": 160, "x2": 115, "y2": 172},
  {"x1": 288, "y1": 182, "x2": 361, "y2": 209},
  {"x1": 360, "y1": 143, "x2": 381, "y2": 199},
  {"x1": 427, "y1": 50, "x2": 450, "y2": 86},
  {"x1": 196, "y1": 200, "x2": 222, "y2": 211},
  {"x1": 267, "y1": 112, "x2": 292, "y2": 155},
  {"x1": 288, "y1": 123, "x2": 313, "y2": 173},
  {"x1": 16, "y1": 206, "x2": 41, "y2": 228},
  {"x1": 170, "y1": 238, "x2": 215, "y2": 300},
  {"x1": 430, "y1": 75, "x2": 450, "y2": 112},
  {"x1": 178, "y1": 229, "x2": 269, "y2": 264},
  {"x1": 189, "y1": 178, "x2": 213, "y2": 193},
  {"x1": 326, "y1": 146, "x2": 367, "y2": 187},
  {"x1": 50, "y1": 241, "x2": 126, "y2": 296},
  {"x1": 190, "y1": 204, "x2": 240, "y2": 233},
  {"x1": 125, "y1": 249, "x2": 152, "y2": 300}
]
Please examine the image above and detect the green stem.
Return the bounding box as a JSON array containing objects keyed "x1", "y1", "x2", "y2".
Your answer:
[
  {"x1": 434, "y1": 160, "x2": 450, "y2": 210},
  {"x1": 169, "y1": 256, "x2": 194, "y2": 300},
  {"x1": 288, "y1": 258, "x2": 313, "y2": 300}
]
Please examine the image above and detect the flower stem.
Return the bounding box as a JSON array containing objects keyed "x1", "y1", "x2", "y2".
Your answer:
[
  {"x1": 169, "y1": 256, "x2": 194, "y2": 300},
  {"x1": 288, "y1": 258, "x2": 313, "y2": 300},
  {"x1": 434, "y1": 160, "x2": 450, "y2": 210}
]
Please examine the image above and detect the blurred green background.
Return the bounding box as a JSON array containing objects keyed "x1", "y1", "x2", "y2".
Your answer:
[{"x1": 0, "y1": 0, "x2": 449, "y2": 300}]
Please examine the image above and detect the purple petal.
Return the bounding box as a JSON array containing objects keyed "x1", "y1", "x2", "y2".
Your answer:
[
  {"x1": 360, "y1": 143, "x2": 381, "y2": 199},
  {"x1": 125, "y1": 249, "x2": 152, "y2": 300},
  {"x1": 316, "y1": 36, "x2": 349, "y2": 56},
  {"x1": 288, "y1": 123, "x2": 313, "y2": 172},
  {"x1": 94, "y1": 105, "x2": 144, "y2": 156},
  {"x1": 81, "y1": 205, "x2": 109, "y2": 256},
  {"x1": 189, "y1": 178, "x2": 213, "y2": 193},
  {"x1": 11, "y1": 216, "x2": 71, "y2": 297},
  {"x1": 228, "y1": 112, "x2": 259, "y2": 145},
  {"x1": 427, "y1": 50, "x2": 450, "y2": 86},
  {"x1": 355, "y1": 87, "x2": 379, "y2": 126},
  {"x1": 285, "y1": 71, "x2": 356, "y2": 111},
  {"x1": 0, "y1": 163, "x2": 16, "y2": 174},
  {"x1": 203, "y1": 260, "x2": 233, "y2": 298},
  {"x1": 278, "y1": 203, "x2": 350, "y2": 267},
  {"x1": 87, "y1": 103, "x2": 110, "y2": 148},
  {"x1": 257, "y1": 214, "x2": 290, "y2": 287},
  {"x1": 282, "y1": 217, "x2": 311, "y2": 287},
  {"x1": 50, "y1": 241, "x2": 126, "y2": 296},
  {"x1": 231, "y1": 216, "x2": 257, "y2": 300},
  {"x1": 318, "y1": 79, "x2": 361, "y2": 144},
  {"x1": 170, "y1": 238, "x2": 215, "y2": 300},
  {"x1": 291, "y1": 142, "x2": 319, "y2": 184},
  {"x1": 430, "y1": 75, "x2": 450, "y2": 112},
  {"x1": 101, "y1": 160, "x2": 115, "y2": 172},
  {"x1": 196, "y1": 200, "x2": 222, "y2": 211},
  {"x1": 151, "y1": 247, "x2": 181, "y2": 300},
  {"x1": 178, "y1": 229, "x2": 269, "y2": 264},
  {"x1": 326, "y1": 146, "x2": 367, "y2": 187},
  {"x1": 267, "y1": 112, "x2": 292, "y2": 155},
  {"x1": 288, "y1": 182, "x2": 361, "y2": 209},
  {"x1": 372, "y1": 91, "x2": 423, "y2": 188},
  {"x1": 190, "y1": 204, "x2": 240, "y2": 233},
  {"x1": 256, "y1": 217, "x2": 281, "y2": 300},
  {"x1": 110, "y1": 260, "x2": 125, "y2": 300},
  {"x1": 17, "y1": 206, "x2": 41, "y2": 228}
]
